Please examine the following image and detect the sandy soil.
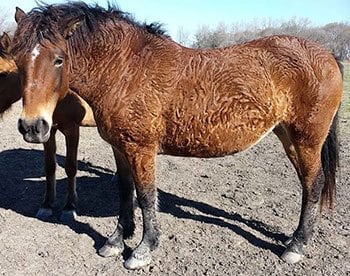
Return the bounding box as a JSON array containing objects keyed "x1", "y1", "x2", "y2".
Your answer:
[{"x1": 0, "y1": 102, "x2": 349, "y2": 276}]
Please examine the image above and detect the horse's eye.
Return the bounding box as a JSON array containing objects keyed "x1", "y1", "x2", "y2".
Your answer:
[{"x1": 54, "y1": 58, "x2": 63, "y2": 67}]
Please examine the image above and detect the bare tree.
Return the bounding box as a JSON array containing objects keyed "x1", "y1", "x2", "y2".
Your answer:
[
  {"x1": 176, "y1": 26, "x2": 191, "y2": 47},
  {"x1": 0, "y1": 12, "x2": 16, "y2": 35},
  {"x1": 321, "y1": 23, "x2": 350, "y2": 60},
  {"x1": 193, "y1": 18, "x2": 350, "y2": 60}
]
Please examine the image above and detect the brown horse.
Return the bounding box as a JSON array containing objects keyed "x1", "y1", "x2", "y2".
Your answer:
[
  {"x1": 0, "y1": 32, "x2": 98, "y2": 220},
  {"x1": 11, "y1": 3, "x2": 342, "y2": 269}
]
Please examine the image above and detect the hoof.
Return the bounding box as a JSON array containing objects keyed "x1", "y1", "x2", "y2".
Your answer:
[
  {"x1": 124, "y1": 248, "x2": 152, "y2": 270},
  {"x1": 98, "y1": 243, "x2": 123, "y2": 258},
  {"x1": 60, "y1": 210, "x2": 77, "y2": 222},
  {"x1": 281, "y1": 249, "x2": 303, "y2": 264},
  {"x1": 36, "y1": 208, "x2": 53, "y2": 220}
]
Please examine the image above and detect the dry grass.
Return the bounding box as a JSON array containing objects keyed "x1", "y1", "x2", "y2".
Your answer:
[{"x1": 341, "y1": 62, "x2": 350, "y2": 119}]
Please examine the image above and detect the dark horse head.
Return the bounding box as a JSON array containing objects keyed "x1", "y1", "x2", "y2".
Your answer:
[{"x1": 0, "y1": 32, "x2": 21, "y2": 116}]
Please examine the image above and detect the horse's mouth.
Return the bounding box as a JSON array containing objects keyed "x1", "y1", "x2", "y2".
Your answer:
[{"x1": 22, "y1": 131, "x2": 50, "y2": 144}]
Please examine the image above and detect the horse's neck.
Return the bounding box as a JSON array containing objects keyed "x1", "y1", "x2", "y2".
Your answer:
[{"x1": 68, "y1": 24, "x2": 147, "y2": 105}]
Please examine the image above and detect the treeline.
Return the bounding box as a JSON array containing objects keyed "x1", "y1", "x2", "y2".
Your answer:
[
  {"x1": 0, "y1": 12, "x2": 16, "y2": 36},
  {"x1": 179, "y1": 18, "x2": 350, "y2": 60}
]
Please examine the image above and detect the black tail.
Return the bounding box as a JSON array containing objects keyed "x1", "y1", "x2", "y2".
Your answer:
[
  {"x1": 320, "y1": 56, "x2": 342, "y2": 210},
  {"x1": 334, "y1": 56, "x2": 344, "y2": 78},
  {"x1": 320, "y1": 110, "x2": 339, "y2": 210}
]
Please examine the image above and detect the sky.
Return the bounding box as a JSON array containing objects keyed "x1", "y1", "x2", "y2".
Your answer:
[{"x1": 1, "y1": 0, "x2": 349, "y2": 42}]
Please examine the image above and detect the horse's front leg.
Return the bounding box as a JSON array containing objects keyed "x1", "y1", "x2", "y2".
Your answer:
[
  {"x1": 60, "y1": 125, "x2": 79, "y2": 221},
  {"x1": 123, "y1": 146, "x2": 160, "y2": 270},
  {"x1": 37, "y1": 128, "x2": 57, "y2": 220},
  {"x1": 99, "y1": 148, "x2": 136, "y2": 258}
]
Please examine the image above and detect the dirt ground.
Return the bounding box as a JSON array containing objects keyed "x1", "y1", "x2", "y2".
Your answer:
[{"x1": 0, "y1": 102, "x2": 349, "y2": 276}]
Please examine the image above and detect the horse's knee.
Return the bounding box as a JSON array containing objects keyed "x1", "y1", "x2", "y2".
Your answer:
[
  {"x1": 45, "y1": 161, "x2": 56, "y2": 177},
  {"x1": 136, "y1": 186, "x2": 157, "y2": 209}
]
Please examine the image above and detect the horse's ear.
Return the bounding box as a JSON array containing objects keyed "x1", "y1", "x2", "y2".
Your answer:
[
  {"x1": 15, "y1": 7, "x2": 26, "y2": 23},
  {"x1": 63, "y1": 15, "x2": 85, "y2": 39},
  {"x1": 0, "y1": 32, "x2": 11, "y2": 53}
]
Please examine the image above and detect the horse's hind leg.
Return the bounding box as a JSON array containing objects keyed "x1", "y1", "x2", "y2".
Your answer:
[
  {"x1": 277, "y1": 113, "x2": 339, "y2": 264},
  {"x1": 273, "y1": 124, "x2": 301, "y2": 180},
  {"x1": 99, "y1": 148, "x2": 136, "y2": 258},
  {"x1": 60, "y1": 125, "x2": 79, "y2": 221},
  {"x1": 37, "y1": 128, "x2": 57, "y2": 220},
  {"x1": 281, "y1": 141, "x2": 325, "y2": 263}
]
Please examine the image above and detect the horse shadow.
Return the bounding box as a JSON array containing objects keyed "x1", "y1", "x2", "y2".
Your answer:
[
  {"x1": 0, "y1": 148, "x2": 119, "y2": 249},
  {"x1": 0, "y1": 148, "x2": 287, "y2": 256},
  {"x1": 158, "y1": 190, "x2": 288, "y2": 256}
]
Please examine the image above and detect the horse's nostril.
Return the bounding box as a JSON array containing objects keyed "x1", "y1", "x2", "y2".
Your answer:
[
  {"x1": 35, "y1": 119, "x2": 43, "y2": 134},
  {"x1": 35, "y1": 118, "x2": 50, "y2": 134},
  {"x1": 42, "y1": 119, "x2": 50, "y2": 133},
  {"x1": 18, "y1": 118, "x2": 28, "y2": 135}
]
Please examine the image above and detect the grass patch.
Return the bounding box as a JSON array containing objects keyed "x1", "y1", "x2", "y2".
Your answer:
[{"x1": 341, "y1": 62, "x2": 350, "y2": 119}]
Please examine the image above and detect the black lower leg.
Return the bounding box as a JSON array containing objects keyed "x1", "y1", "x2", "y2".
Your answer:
[
  {"x1": 123, "y1": 186, "x2": 160, "y2": 269},
  {"x1": 287, "y1": 171, "x2": 324, "y2": 254},
  {"x1": 42, "y1": 178, "x2": 56, "y2": 209},
  {"x1": 102, "y1": 184, "x2": 135, "y2": 253},
  {"x1": 42, "y1": 131, "x2": 57, "y2": 209},
  {"x1": 136, "y1": 187, "x2": 160, "y2": 251},
  {"x1": 118, "y1": 182, "x2": 135, "y2": 239},
  {"x1": 113, "y1": 149, "x2": 136, "y2": 240},
  {"x1": 104, "y1": 173, "x2": 135, "y2": 248},
  {"x1": 63, "y1": 164, "x2": 77, "y2": 211},
  {"x1": 63, "y1": 127, "x2": 79, "y2": 211}
]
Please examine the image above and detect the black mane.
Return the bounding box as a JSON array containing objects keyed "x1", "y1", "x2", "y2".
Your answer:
[
  {"x1": 12, "y1": 1, "x2": 169, "y2": 55},
  {"x1": 0, "y1": 48, "x2": 7, "y2": 58}
]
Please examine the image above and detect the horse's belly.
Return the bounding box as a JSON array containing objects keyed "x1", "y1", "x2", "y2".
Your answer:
[{"x1": 162, "y1": 122, "x2": 277, "y2": 157}]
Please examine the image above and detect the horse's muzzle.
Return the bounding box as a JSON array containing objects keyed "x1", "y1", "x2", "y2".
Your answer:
[{"x1": 18, "y1": 117, "x2": 51, "y2": 143}]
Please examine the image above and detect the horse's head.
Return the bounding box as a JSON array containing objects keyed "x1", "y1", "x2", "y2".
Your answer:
[
  {"x1": 0, "y1": 32, "x2": 22, "y2": 116},
  {"x1": 0, "y1": 32, "x2": 17, "y2": 73},
  {"x1": 12, "y1": 6, "x2": 84, "y2": 143}
]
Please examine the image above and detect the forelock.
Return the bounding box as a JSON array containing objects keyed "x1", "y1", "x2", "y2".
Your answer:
[{"x1": 11, "y1": 7, "x2": 63, "y2": 57}]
